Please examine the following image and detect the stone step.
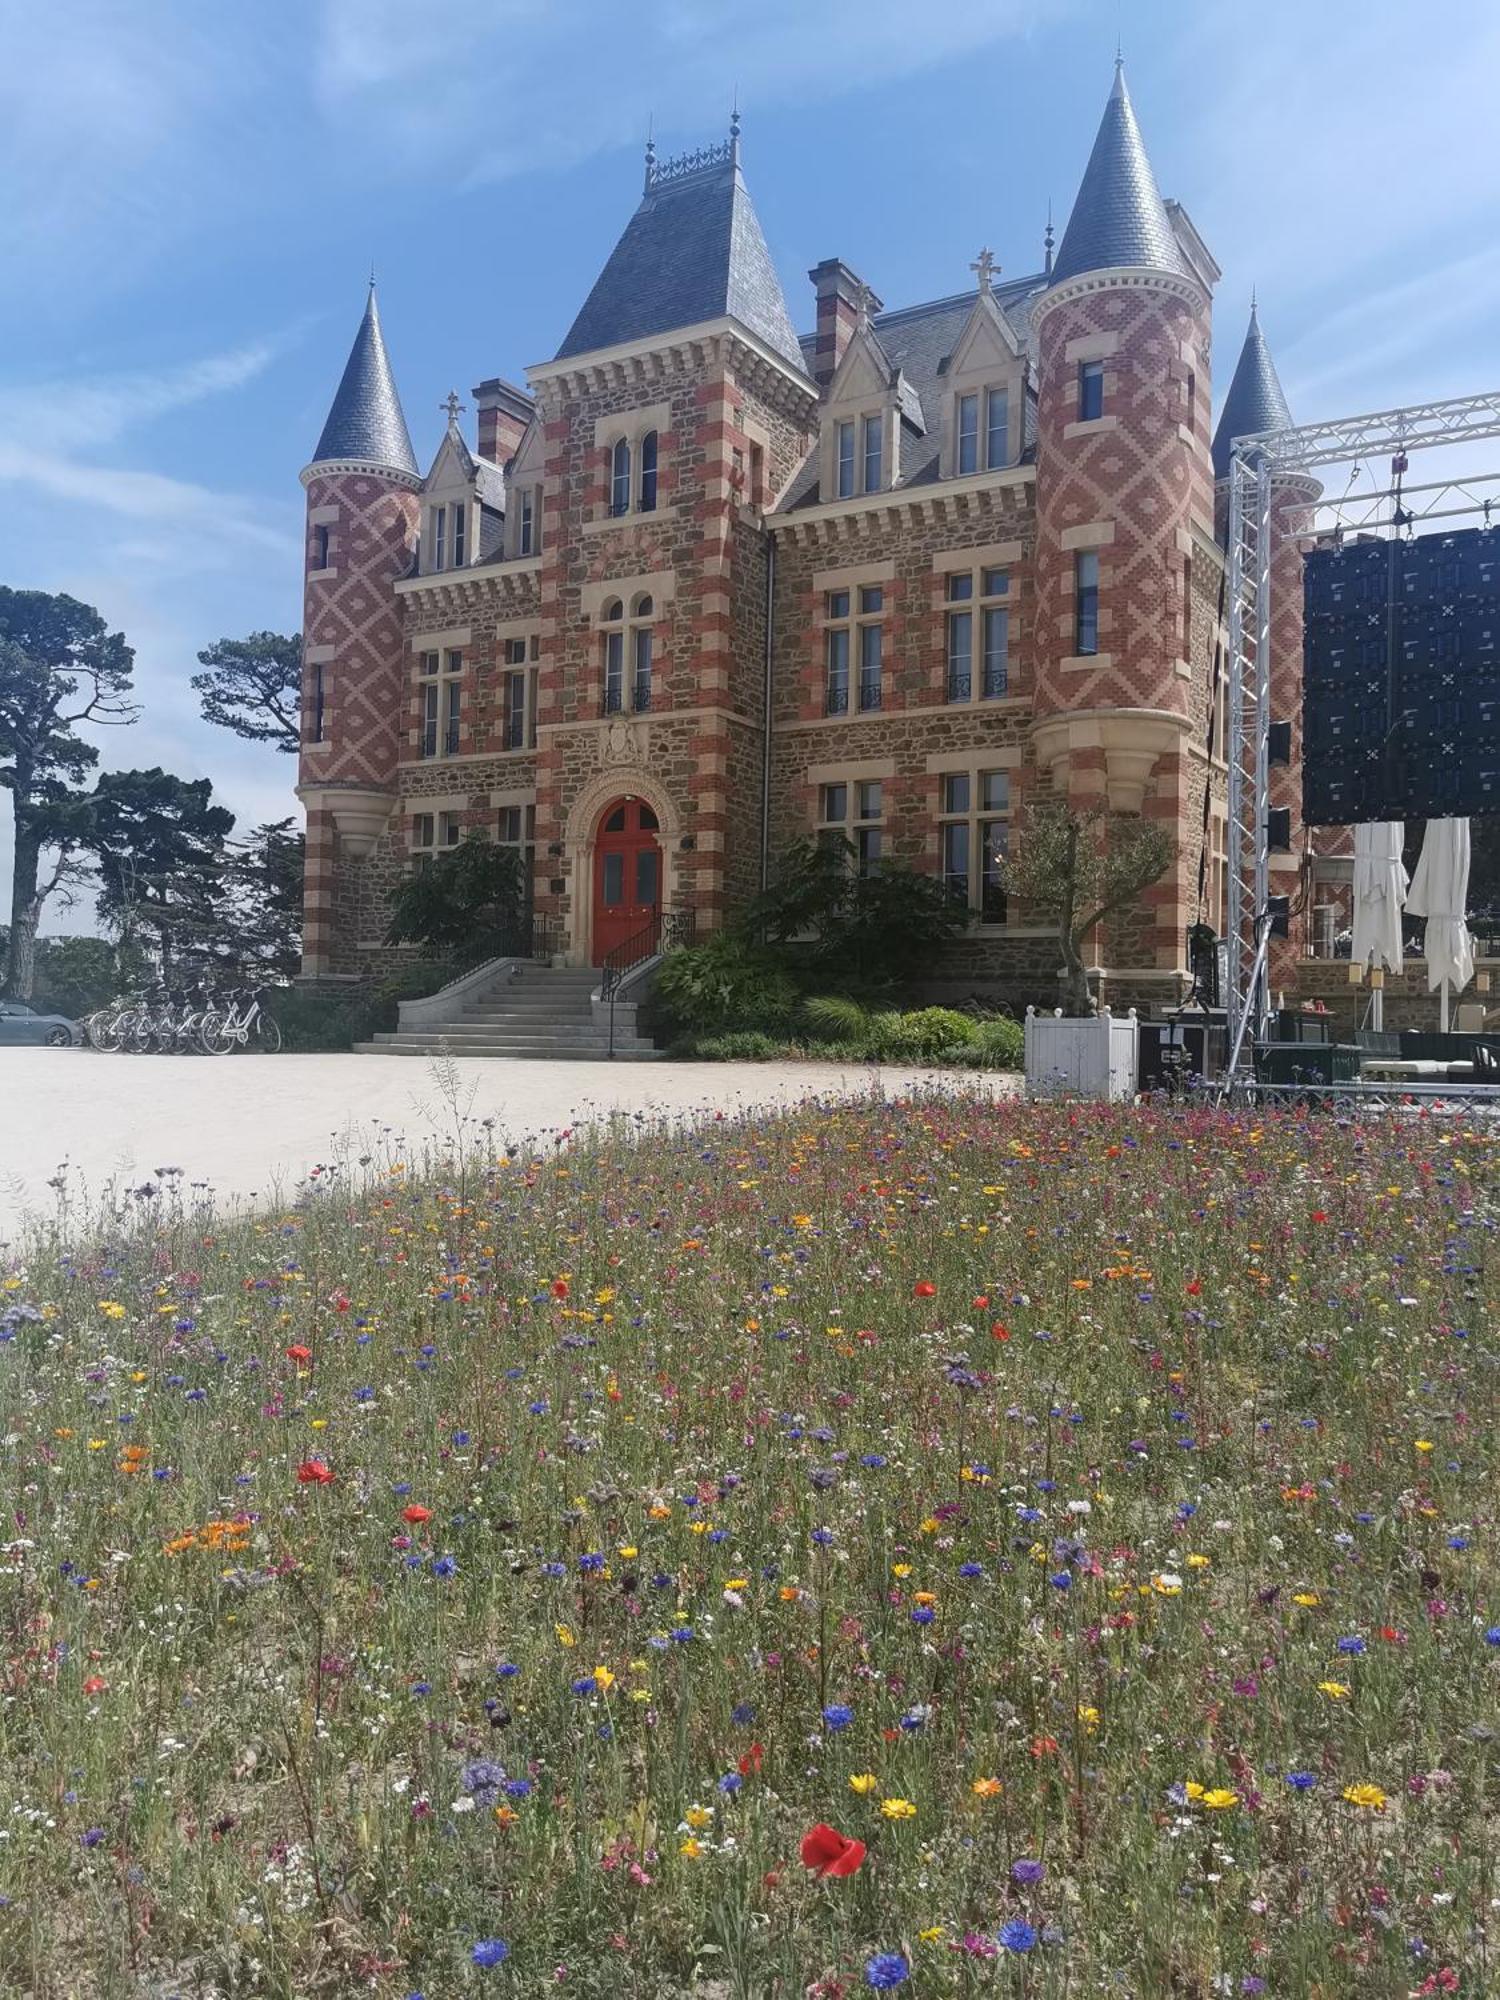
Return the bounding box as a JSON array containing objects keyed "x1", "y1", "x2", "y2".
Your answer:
[
  {"x1": 372, "y1": 1026, "x2": 654, "y2": 1049},
  {"x1": 355, "y1": 1039, "x2": 660, "y2": 1061}
]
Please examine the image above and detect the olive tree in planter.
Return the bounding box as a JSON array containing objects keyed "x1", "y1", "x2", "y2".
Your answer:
[{"x1": 1000, "y1": 799, "x2": 1174, "y2": 1098}]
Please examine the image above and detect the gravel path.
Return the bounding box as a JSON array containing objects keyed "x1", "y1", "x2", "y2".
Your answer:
[{"x1": 0, "y1": 1050, "x2": 1017, "y2": 1232}]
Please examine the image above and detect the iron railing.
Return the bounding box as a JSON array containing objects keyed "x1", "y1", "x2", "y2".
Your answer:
[
  {"x1": 857, "y1": 675, "x2": 883, "y2": 712},
  {"x1": 601, "y1": 905, "x2": 697, "y2": 1057},
  {"x1": 826, "y1": 680, "x2": 849, "y2": 715}
]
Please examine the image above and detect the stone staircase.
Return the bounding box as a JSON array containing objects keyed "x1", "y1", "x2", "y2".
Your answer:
[{"x1": 356, "y1": 963, "x2": 661, "y2": 1060}]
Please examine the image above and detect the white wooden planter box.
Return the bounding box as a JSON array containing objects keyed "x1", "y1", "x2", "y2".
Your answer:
[{"x1": 1024, "y1": 1008, "x2": 1138, "y2": 1101}]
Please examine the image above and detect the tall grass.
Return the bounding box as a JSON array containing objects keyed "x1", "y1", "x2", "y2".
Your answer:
[{"x1": 0, "y1": 1091, "x2": 1494, "y2": 1996}]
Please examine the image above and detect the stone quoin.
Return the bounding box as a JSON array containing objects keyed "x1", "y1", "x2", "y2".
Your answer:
[{"x1": 295, "y1": 65, "x2": 1329, "y2": 1007}]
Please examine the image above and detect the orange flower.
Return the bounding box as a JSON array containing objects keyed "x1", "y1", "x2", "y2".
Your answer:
[
  {"x1": 402, "y1": 1504, "x2": 432, "y2": 1524},
  {"x1": 285, "y1": 1344, "x2": 313, "y2": 1366}
]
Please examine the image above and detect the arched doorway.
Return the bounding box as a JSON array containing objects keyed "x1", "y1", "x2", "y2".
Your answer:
[{"x1": 592, "y1": 796, "x2": 661, "y2": 964}]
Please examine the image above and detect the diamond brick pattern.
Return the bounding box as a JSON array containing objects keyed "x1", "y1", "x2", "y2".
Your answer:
[{"x1": 299, "y1": 473, "x2": 419, "y2": 794}]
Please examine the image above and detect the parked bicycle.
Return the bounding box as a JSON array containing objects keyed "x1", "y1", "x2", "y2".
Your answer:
[
  {"x1": 199, "y1": 987, "x2": 283, "y2": 1055},
  {"x1": 83, "y1": 983, "x2": 283, "y2": 1054}
]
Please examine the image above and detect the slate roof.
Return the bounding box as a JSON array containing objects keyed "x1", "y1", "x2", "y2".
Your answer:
[
  {"x1": 1212, "y1": 304, "x2": 1295, "y2": 477},
  {"x1": 556, "y1": 145, "x2": 806, "y2": 372},
  {"x1": 781, "y1": 274, "x2": 1046, "y2": 509},
  {"x1": 1049, "y1": 62, "x2": 1188, "y2": 286},
  {"x1": 311, "y1": 286, "x2": 418, "y2": 476}
]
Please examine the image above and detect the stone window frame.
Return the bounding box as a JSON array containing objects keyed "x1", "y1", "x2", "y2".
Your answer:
[
  {"x1": 492, "y1": 786, "x2": 538, "y2": 887},
  {"x1": 821, "y1": 582, "x2": 886, "y2": 716},
  {"x1": 416, "y1": 644, "x2": 465, "y2": 760},
  {"x1": 409, "y1": 803, "x2": 464, "y2": 872},
  {"x1": 303, "y1": 642, "x2": 334, "y2": 746},
  {"x1": 943, "y1": 567, "x2": 1012, "y2": 704},
  {"x1": 422, "y1": 492, "x2": 474, "y2": 576},
  {"x1": 598, "y1": 591, "x2": 658, "y2": 717},
  {"x1": 813, "y1": 759, "x2": 889, "y2": 877},
  {"x1": 940, "y1": 316, "x2": 1024, "y2": 481},
  {"x1": 307, "y1": 504, "x2": 339, "y2": 578},
  {"x1": 1062, "y1": 331, "x2": 1120, "y2": 440},
  {"x1": 928, "y1": 749, "x2": 1021, "y2": 928},
  {"x1": 592, "y1": 402, "x2": 671, "y2": 524},
  {"x1": 500, "y1": 630, "x2": 542, "y2": 751}
]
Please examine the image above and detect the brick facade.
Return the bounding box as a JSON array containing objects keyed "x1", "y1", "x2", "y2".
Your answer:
[{"x1": 294, "y1": 89, "x2": 1306, "y2": 1010}]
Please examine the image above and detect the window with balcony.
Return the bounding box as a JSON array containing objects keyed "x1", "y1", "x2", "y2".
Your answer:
[
  {"x1": 937, "y1": 770, "x2": 1010, "y2": 920},
  {"x1": 823, "y1": 586, "x2": 884, "y2": 714},
  {"x1": 945, "y1": 567, "x2": 1010, "y2": 702},
  {"x1": 600, "y1": 595, "x2": 655, "y2": 715},
  {"x1": 418, "y1": 648, "x2": 463, "y2": 759}
]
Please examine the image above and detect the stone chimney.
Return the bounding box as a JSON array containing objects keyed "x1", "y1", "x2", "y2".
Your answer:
[
  {"x1": 472, "y1": 377, "x2": 534, "y2": 466},
  {"x1": 808, "y1": 259, "x2": 880, "y2": 388}
]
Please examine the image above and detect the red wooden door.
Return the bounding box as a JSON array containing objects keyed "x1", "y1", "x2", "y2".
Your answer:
[{"x1": 592, "y1": 799, "x2": 661, "y2": 964}]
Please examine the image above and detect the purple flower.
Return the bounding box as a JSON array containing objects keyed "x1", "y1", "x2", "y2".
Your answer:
[
  {"x1": 1011, "y1": 1857, "x2": 1045, "y2": 1884},
  {"x1": 998, "y1": 1919, "x2": 1037, "y2": 1953},
  {"x1": 471, "y1": 1937, "x2": 510, "y2": 1968}
]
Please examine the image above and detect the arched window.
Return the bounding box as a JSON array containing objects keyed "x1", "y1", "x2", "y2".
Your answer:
[
  {"x1": 638, "y1": 430, "x2": 658, "y2": 512},
  {"x1": 610, "y1": 439, "x2": 631, "y2": 517},
  {"x1": 600, "y1": 593, "x2": 656, "y2": 715}
]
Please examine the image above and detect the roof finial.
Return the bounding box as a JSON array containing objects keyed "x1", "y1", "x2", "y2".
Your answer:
[
  {"x1": 1044, "y1": 200, "x2": 1055, "y2": 278},
  {"x1": 971, "y1": 246, "x2": 997, "y2": 294},
  {"x1": 1250, "y1": 285, "x2": 1258, "y2": 318},
  {"x1": 644, "y1": 115, "x2": 656, "y2": 193},
  {"x1": 729, "y1": 90, "x2": 741, "y2": 161},
  {"x1": 441, "y1": 390, "x2": 465, "y2": 429},
  {"x1": 368, "y1": 262, "x2": 376, "y2": 292}
]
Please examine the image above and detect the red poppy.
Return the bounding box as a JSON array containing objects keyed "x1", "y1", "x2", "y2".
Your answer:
[
  {"x1": 285, "y1": 1344, "x2": 312, "y2": 1365},
  {"x1": 82, "y1": 1675, "x2": 107, "y2": 1696},
  {"x1": 330, "y1": 1291, "x2": 351, "y2": 1313},
  {"x1": 913, "y1": 1281, "x2": 937, "y2": 1299},
  {"x1": 402, "y1": 1504, "x2": 432, "y2": 1525},
  {"x1": 296, "y1": 1458, "x2": 334, "y2": 1485},
  {"x1": 552, "y1": 1278, "x2": 570, "y2": 1300},
  {"x1": 1185, "y1": 1280, "x2": 1202, "y2": 1297},
  {"x1": 972, "y1": 1294, "x2": 990, "y2": 1310},
  {"x1": 1311, "y1": 1210, "x2": 1328, "y2": 1224},
  {"x1": 991, "y1": 1322, "x2": 1010, "y2": 1342},
  {"x1": 799, "y1": 1822, "x2": 866, "y2": 1879},
  {"x1": 738, "y1": 1741, "x2": 764, "y2": 1777}
]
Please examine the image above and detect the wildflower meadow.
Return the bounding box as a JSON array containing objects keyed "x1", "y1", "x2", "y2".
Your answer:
[{"x1": 1, "y1": 1090, "x2": 1495, "y2": 1998}]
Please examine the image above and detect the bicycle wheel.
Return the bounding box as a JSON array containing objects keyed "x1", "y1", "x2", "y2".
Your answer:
[
  {"x1": 254, "y1": 1012, "x2": 282, "y2": 1054},
  {"x1": 127, "y1": 1015, "x2": 156, "y2": 1054},
  {"x1": 91, "y1": 1013, "x2": 122, "y2": 1054},
  {"x1": 198, "y1": 1011, "x2": 232, "y2": 1055}
]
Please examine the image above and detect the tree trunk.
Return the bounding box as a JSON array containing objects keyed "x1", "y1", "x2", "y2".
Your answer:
[
  {"x1": 1060, "y1": 930, "x2": 1093, "y2": 1018},
  {"x1": 4, "y1": 818, "x2": 42, "y2": 1001}
]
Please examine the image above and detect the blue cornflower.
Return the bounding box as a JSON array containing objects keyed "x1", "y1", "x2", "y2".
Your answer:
[
  {"x1": 352, "y1": 1386, "x2": 374, "y2": 1402},
  {"x1": 571, "y1": 1675, "x2": 598, "y2": 1697},
  {"x1": 1017, "y1": 1506, "x2": 1042, "y2": 1524},
  {"x1": 959, "y1": 1562, "x2": 984, "y2": 1578},
  {"x1": 822, "y1": 1704, "x2": 854, "y2": 1732},
  {"x1": 731, "y1": 1702, "x2": 757, "y2": 1725},
  {"x1": 1486, "y1": 1628, "x2": 1500, "y2": 1646},
  {"x1": 1337, "y1": 1636, "x2": 1365, "y2": 1655},
  {"x1": 504, "y1": 1778, "x2": 532, "y2": 1799},
  {"x1": 496, "y1": 1661, "x2": 520, "y2": 1678},
  {"x1": 861, "y1": 1454, "x2": 887, "y2": 1469},
  {"x1": 864, "y1": 1952, "x2": 909, "y2": 1990},
  {"x1": 471, "y1": 1938, "x2": 509, "y2": 1968},
  {"x1": 1048, "y1": 1571, "x2": 1072, "y2": 1591},
  {"x1": 578, "y1": 1553, "x2": 605, "y2": 1573},
  {"x1": 431, "y1": 1555, "x2": 457, "y2": 1579},
  {"x1": 79, "y1": 1828, "x2": 105, "y2": 1849},
  {"x1": 1287, "y1": 1771, "x2": 1317, "y2": 1790},
  {"x1": 670, "y1": 1626, "x2": 695, "y2": 1643},
  {"x1": 998, "y1": 1919, "x2": 1037, "y2": 1954},
  {"x1": 910, "y1": 1605, "x2": 934, "y2": 1625},
  {"x1": 452, "y1": 1431, "x2": 471, "y2": 1448},
  {"x1": 409, "y1": 1681, "x2": 431, "y2": 1697},
  {"x1": 542, "y1": 1562, "x2": 566, "y2": 1579},
  {"x1": 718, "y1": 1772, "x2": 742, "y2": 1795},
  {"x1": 528, "y1": 1400, "x2": 547, "y2": 1415},
  {"x1": 811, "y1": 1527, "x2": 834, "y2": 1546}
]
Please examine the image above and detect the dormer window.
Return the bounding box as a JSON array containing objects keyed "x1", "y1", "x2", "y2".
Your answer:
[
  {"x1": 639, "y1": 431, "x2": 658, "y2": 512},
  {"x1": 835, "y1": 421, "x2": 855, "y2": 500},
  {"x1": 986, "y1": 387, "x2": 1009, "y2": 468},
  {"x1": 610, "y1": 439, "x2": 631, "y2": 517},
  {"x1": 451, "y1": 501, "x2": 466, "y2": 568},
  {"x1": 957, "y1": 395, "x2": 979, "y2": 475},
  {"x1": 862, "y1": 415, "x2": 882, "y2": 494}
]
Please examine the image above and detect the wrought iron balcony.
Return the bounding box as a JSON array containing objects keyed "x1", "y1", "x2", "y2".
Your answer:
[
  {"x1": 825, "y1": 680, "x2": 849, "y2": 715},
  {"x1": 857, "y1": 676, "x2": 883, "y2": 712}
]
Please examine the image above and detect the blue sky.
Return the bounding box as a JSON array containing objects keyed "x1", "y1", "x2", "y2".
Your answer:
[{"x1": 3, "y1": 0, "x2": 1498, "y2": 934}]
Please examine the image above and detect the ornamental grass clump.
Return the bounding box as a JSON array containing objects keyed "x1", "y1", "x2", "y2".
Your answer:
[{"x1": 0, "y1": 1091, "x2": 1494, "y2": 1996}]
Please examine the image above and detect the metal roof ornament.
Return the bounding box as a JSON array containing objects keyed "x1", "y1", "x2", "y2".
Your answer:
[
  {"x1": 970, "y1": 247, "x2": 998, "y2": 294},
  {"x1": 441, "y1": 390, "x2": 466, "y2": 428}
]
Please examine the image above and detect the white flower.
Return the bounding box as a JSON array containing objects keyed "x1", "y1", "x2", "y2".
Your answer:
[{"x1": 451, "y1": 1796, "x2": 476, "y2": 1814}]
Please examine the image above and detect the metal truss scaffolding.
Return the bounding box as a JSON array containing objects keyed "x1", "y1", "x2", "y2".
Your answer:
[{"x1": 1222, "y1": 389, "x2": 1500, "y2": 1069}]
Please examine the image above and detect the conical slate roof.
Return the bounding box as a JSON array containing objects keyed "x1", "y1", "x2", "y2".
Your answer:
[
  {"x1": 1212, "y1": 304, "x2": 1295, "y2": 476},
  {"x1": 310, "y1": 285, "x2": 418, "y2": 476},
  {"x1": 1050, "y1": 62, "x2": 1188, "y2": 286},
  {"x1": 557, "y1": 140, "x2": 807, "y2": 372}
]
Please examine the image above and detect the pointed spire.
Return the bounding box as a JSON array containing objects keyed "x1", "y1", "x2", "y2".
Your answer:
[
  {"x1": 1212, "y1": 302, "x2": 1295, "y2": 477},
  {"x1": 1044, "y1": 200, "x2": 1055, "y2": 278},
  {"x1": 310, "y1": 285, "x2": 417, "y2": 477},
  {"x1": 1049, "y1": 61, "x2": 1188, "y2": 286}
]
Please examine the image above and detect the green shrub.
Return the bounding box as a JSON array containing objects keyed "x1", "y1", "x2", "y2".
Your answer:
[
  {"x1": 968, "y1": 1014, "x2": 1025, "y2": 1068},
  {"x1": 685, "y1": 1029, "x2": 785, "y2": 1061},
  {"x1": 654, "y1": 935, "x2": 799, "y2": 1036},
  {"x1": 869, "y1": 1006, "x2": 980, "y2": 1063},
  {"x1": 800, "y1": 993, "x2": 873, "y2": 1046}
]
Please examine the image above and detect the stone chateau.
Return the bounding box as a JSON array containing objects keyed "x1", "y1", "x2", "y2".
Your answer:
[{"x1": 296, "y1": 63, "x2": 1323, "y2": 1004}]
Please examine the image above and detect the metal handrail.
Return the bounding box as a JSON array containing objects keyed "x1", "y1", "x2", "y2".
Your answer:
[{"x1": 602, "y1": 905, "x2": 696, "y2": 1056}]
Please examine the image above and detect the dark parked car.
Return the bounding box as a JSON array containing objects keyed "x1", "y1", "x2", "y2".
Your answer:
[{"x1": 0, "y1": 1000, "x2": 78, "y2": 1047}]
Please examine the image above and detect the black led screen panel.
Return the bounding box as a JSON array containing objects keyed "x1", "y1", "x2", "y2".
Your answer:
[{"x1": 1303, "y1": 527, "x2": 1500, "y2": 823}]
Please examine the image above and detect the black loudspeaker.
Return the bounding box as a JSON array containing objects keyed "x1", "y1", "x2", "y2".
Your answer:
[
  {"x1": 1267, "y1": 896, "x2": 1290, "y2": 939},
  {"x1": 1303, "y1": 526, "x2": 1500, "y2": 823},
  {"x1": 1266, "y1": 807, "x2": 1292, "y2": 851},
  {"x1": 1268, "y1": 721, "x2": 1292, "y2": 766}
]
